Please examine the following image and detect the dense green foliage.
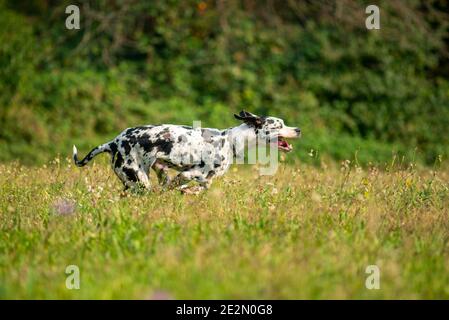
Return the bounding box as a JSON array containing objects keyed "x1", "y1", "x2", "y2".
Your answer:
[{"x1": 1, "y1": 0, "x2": 448, "y2": 165}]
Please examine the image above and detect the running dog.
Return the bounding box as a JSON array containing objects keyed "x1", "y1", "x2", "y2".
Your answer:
[{"x1": 73, "y1": 110, "x2": 301, "y2": 194}]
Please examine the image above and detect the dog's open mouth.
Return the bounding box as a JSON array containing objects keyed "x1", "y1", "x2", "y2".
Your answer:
[{"x1": 277, "y1": 137, "x2": 293, "y2": 152}]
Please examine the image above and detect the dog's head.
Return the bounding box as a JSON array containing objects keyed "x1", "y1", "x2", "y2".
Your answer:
[{"x1": 234, "y1": 110, "x2": 301, "y2": 152}]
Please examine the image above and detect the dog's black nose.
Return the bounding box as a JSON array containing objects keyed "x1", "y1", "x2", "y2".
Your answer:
[{"x1": 295, "y1": 128, "x2": 301, "y2": 135}]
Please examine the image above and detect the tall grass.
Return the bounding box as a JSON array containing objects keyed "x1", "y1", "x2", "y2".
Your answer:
[{"x1": 0, "y1": 157, "x2": 448, "y2": 299}]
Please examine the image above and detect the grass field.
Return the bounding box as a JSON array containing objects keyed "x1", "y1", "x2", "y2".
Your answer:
[{"x1": 0, "y1": 156, "x2": 448, "y2": 299}]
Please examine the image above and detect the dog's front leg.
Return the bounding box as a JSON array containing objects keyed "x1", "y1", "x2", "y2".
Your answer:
[
  {"x1": 168, "y1": 171, "x2": 193, "y2": 190},
  {"x1": 168, "y1": 170, "x2": 213, "y2": 195},
  {"x1": 152, "y1": 161, "x2": 171, "y2": 187},
  {"x1": 180, "y1": 185, "x2": 205, "y2": 195},
  {"x1": 179, "y1": 174, "x2": 214, "y2": 195}
]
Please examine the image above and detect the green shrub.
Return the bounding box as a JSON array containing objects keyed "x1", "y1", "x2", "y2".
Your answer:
[{"x1": 0, "y1": 1, "x2": 448, "y2": 165}]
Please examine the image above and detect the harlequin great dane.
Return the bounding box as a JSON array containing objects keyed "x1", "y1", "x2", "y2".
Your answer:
[{"x1": 73, "y1": 110, "x2": 301, "y2": 194}]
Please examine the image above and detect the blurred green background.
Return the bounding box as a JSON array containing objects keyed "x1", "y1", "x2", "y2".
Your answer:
[{"x1": 1, "y1": 0, "x2": 448, "y2": 165}]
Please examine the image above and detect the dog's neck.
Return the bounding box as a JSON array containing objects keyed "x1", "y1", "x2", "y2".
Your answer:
[{"x1": 225, "y1": 123, "x2": 257, "y2": 158}]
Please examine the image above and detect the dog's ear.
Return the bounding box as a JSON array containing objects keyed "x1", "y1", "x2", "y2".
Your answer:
[
  {"x1": 242, "y1": 110, "x2": 260, "y2": 118},
  {"x1": 234, "y1": 112, "x2": 246, "y2": 121},
  {"x1": 234, "y1": 110, "x2": 264, "y2": 127},
  {"x1": 234, "y1": 110, "x2": 256, "y2": 121}
]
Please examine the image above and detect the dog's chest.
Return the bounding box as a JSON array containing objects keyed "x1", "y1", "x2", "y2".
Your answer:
[{"x1": 169, "y1": 129, "x2": 232, "y2": 172}]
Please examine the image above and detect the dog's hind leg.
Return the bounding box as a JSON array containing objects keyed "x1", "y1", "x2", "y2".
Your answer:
[
  {"x1": 113, "y1": 153, "x2": 151, "y2": 192},
  {"x1": 136, "y1": 169, "x2": 151, "y2": 189},
  {"x1": 120, "y1": 168, "x2": 151, "y2": 192}
]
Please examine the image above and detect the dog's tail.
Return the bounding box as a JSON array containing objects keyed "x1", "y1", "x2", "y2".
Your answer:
[{"x1": 73, "y1": 142, "x2": 114, "y2": 167}]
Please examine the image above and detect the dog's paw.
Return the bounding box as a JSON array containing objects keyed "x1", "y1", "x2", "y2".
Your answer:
[{"x1": 180, "y1": 186, "x2": 202, "y2": 195}]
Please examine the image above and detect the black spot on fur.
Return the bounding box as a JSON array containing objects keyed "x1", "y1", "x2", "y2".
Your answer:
[
  {"x1": 114, "y1": 153, "x2": 124, "y2": 168},
  {"x1": 153, "y1": 139, "x2": 173, "y2": 154},
  {"x1": 125, "y1": 126, "x2": 153, "y2": 136},
  {"x1": 127, "y1": 159, "x2": 132, "y2": 165},
  {"x1": 199, "y1": 160, "x2": 206, "y2": 168},
  {"x1": 109, "y1": 142, "x2": 118, "y2": 155},
  {"x1": 122, "y1": 167, "x2": 138, "y2": 182},
  {"x1": 138, "y1": 134, "x2": 156, "y2": 153},
  {"x1": 121, "y1": 140, "x2": 132, "y2": 154}
]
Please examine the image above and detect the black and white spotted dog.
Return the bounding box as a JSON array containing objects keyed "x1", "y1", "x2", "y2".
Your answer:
[{"x1": 73, "y1": 110, "x2": 301, "y2": 194}]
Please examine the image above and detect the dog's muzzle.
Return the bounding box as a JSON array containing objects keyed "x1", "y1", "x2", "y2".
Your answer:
[{"x1": 276, "y1": 127, "x2": 301, "y2": 152}]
